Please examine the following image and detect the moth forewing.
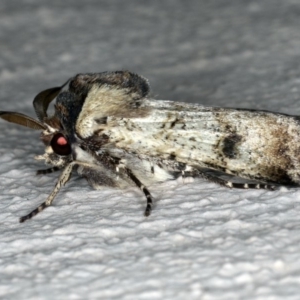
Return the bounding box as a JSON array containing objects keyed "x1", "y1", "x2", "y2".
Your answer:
[{"x1": 0, "y1": 70, "x2": 299, "y2": 223}]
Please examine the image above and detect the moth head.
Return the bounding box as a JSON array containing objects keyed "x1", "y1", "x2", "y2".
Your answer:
[
  {"x1": 0, "y1": 82, "x2": 72, "y2": 167},
  {"x1": 37, "y1": 129, "x2": 72, "y2": 167}
]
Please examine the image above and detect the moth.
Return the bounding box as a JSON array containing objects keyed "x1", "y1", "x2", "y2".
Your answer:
[{"x1": 0, "y1": 71, "x2": 299, "y2": 223}]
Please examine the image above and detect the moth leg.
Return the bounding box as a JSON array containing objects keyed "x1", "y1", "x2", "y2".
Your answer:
[
  {"x1": 36, "y1": 166, "x2": 61, "y2": 175},
  {"x1": 186, "y1": 170, "x2": 277, "y2": 191},
  {"x1": 126, "y1": 168, "x2": 153, "y2": 216},
  {"x1": 223, "y1": 180, "x2": 276, "y2": 190},
  {"x1": 20, "y1": 162, "x2": 75, "y2": 223}
]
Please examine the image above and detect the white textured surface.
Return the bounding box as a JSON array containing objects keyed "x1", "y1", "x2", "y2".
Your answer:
[
  {"x1": 2, "y1": 159, "x2": 300, "y2": 300},
  {"x1": 2, "y1": 135, "x2": 300, "y2": 300},
  {"x1": 1, "y1": 1, "x2": 300, "y2": 299}
]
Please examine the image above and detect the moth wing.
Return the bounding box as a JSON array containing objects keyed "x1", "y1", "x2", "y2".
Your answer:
[
  {"x1": 86, "y1": 98, "x2": 300, "y2": 184},
  {"x1": 75, "y1": 72, "x2": 150, "y2": 139}
]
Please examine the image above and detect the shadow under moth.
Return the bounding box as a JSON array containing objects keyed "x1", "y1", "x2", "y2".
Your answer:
[{"x1": 0, "y1": 71, "x2": 299, "y2": 223}]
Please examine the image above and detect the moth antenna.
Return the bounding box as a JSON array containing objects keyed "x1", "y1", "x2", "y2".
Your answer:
[
  {"x1": 0, "y1": 111, "x2": 46, "y2": 130},
  {"x1": 33, "y1": 80, "x2": 68, "y2": 121}
]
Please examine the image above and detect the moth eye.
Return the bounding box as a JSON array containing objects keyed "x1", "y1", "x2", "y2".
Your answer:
[{"x1": 50, "y1": 133, "x2": 71, "y2": 156}]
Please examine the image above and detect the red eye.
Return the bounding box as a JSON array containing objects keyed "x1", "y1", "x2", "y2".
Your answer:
[{"x1": 51, "y1": 133, "x2": 71, "y2": 156}]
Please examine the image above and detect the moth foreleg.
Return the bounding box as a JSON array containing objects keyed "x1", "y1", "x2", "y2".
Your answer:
[
  {"x1": 126, "y1": 168, "x2": 153, "y2": 216},
  {"x1": 36, "y1": 166, "x2": 61, "y2": 175},
  {"x1": 20, "y1": 162, "x2": 75, "y2": 223}
]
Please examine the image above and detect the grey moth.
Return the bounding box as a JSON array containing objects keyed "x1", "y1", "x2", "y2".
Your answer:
[{"x1": 0, "y1": 71, "x2": 299, "y2": 222}]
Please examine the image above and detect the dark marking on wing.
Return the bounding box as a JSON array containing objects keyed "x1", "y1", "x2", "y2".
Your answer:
[
  {"x1": 95, "y1": 116, "x2": 108, "y2": 124},
  {"x1": 222, "y1": 133, "x2": 242, "y2": 159},
  {"x1": 151, "y1": 165, "x2": 154, "y2": 174},
  {"x1": 170, "y1": 118, "x2": 179, "y2": 128},
  {"x1": 169, "y1": 153, "x2": 176, "y2": 160},
  {"x1": 81, "y1": 133, "x2": 110, "y2": 152}
]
